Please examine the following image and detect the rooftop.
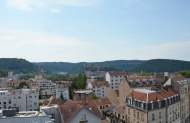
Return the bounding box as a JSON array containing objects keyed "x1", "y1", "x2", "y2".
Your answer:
[
  {"x1": 108, "y1": 72, "x2": 128, "y2": 77},
  {"x1": 59, "y1": 98, "x2": 111, "y2": 123},
  {"x1": 129, "y1": 88, "x2": 178, "y2": 102},
  {"x1": 0, "y1": 110, "x2": 47, "y2": 118},
  {"x1": 74, "y1": 90, "x2": 93, "y2": 94},
  {"x1": 134, "y1": 88, "x2": 156, "y2": 94}
]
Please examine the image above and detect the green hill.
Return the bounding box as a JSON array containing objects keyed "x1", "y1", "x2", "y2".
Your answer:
[
  {"x1": 133, "y1": 59, "x2": 190, "y2": 72},
  {"x1": 36, "y1": 60, "x2": 144, "y2": 73},
  {"x1": 0, "y1": 58, "x2": 190, "y2": 74},
  {"x1": 0, "y1": 58, "x2": 38, "y2": 73},
  {"x1": 36, "y1": 59, "x2": 190, "y2": 73}
]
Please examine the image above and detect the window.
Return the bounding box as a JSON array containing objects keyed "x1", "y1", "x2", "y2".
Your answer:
[
  {"x1": 79, "y1": 121, "x2": 88, "y2": 123},
  {"x1": 152, "y1": 113, "x2": 155, "y2": 121},
  {"x1": 128, "y1": 109, "x2": 130, "y2": 115},
  {"x1": 137, "y1": 112, "x2": 139, "y2": 119},
  {"x1": 159, "y1": 112, "x2": 161, "y2": 119},
  {"x1": 141, "y1": 114, "x2": 144, "y2": 121}
]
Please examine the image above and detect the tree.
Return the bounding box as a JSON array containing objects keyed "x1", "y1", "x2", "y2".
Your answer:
[
  {"x1": 16, "y1": 82, "x2": 29, "y2": 89},
  {"x1": 180, "y1": 71, "x2": 190, "y2": 78},
  {"x1": 69, "y1": 86, "x2": 73, "y2": 99},
  {"x1": 45, "y1": 74, "x2": 71, "y2": 81},
  {"x1": 72, "y1": 73, "x2": 87, "y2": 89},
  {"x1": 91, "y1": 94, "x2": 98, "y2": 100}
]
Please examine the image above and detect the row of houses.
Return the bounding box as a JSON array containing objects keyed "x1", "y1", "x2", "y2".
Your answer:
[
  {"x1": 5, "y1": 78, "x2": 71, "y2": 100},
  {"x1": 85, "y1": 71, "x2": 190, "y2": 123}
]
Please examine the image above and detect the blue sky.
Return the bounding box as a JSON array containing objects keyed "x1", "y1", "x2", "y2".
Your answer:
[{"x1": 0, "y1": 0, "x2": 190, "y2": 62}]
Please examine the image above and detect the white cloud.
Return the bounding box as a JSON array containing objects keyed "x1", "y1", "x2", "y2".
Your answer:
[
  {"x1": 50, "y1": 8, "x2": 61, "y2": 13},
  {"x1": 6, "y1": 0, "x2": 97, "y2": 11},
  {"x1": 0, "y1": 30, "x2": 84, "y2": 47},
  {"x1": 131, "y1": 41, "x2": 190, "y2": 60},
  {"x1": 0, "y1": 29, "x2": 189, "y2": 62},
  {"x1": 0, "y1": 29, "x2": 95, "y2": 62}
]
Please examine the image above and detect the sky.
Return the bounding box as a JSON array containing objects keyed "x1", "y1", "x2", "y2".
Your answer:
[{"x1": 0, "y1": 0, "x2": 190, "y2": 62}]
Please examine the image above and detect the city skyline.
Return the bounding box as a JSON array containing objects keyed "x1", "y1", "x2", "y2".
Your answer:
[{"x1": 0, "y1": 0, "x2": 190, "y2": 62}]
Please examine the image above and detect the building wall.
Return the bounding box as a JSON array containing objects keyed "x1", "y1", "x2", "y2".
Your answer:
[
  {"x1": 167, "y1": 102, "x2": 180, "y2": 123},
  {"x1": 126, "y1": 106, "x2": 147, "y2": 123},
  {"x1": 111, "y1": 76, "x2": 125, "y2": 90},
  {"x1": 0, "y1": 89, "x2": 39, "y2": 111},
  {"x1": 118, "y1": 81, "x2": 131, "y2": 105},
  {"x1": 105, "y1": 87, "x2": 119, "y2": 105},
  {"x1": 105, "y1": 72, "x2": 111, "y2": 84},
  {"x1": 93, "y1": 86, "x2": 107, "y2": 98},
  {"x1": 173, "y1": 80, "x2": 190, "y2": 123},
  {"x1": 38, "y1": 80, "x2": 56, "y2": 98},
  {"x1": 105, "y1": 72, "x2": 126, "y2": 91},
  {"x1": 41, "y1": 105, "x2": 62, "y2": 123},
  {"x1": 0, "y1": 116, "x2": 54, "y2": 123},
  {"x1": 147, "y1": 108, "x2": 166, "y2": 123},
  {"x1": 56, "y1": 87, "x2": 69, "y2": 100},
  {"x1": 180, "y1": 86, "x2": 189, "y2": 123}
]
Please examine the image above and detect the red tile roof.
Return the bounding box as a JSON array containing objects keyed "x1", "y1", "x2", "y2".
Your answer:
[
  {"x1": 129, "y1": 88, "x2": 177, "y2": 102},
  {"x1": 109, "y1": 72, "x2": 128, "y2": 77},
  {"x1": 59, "y1": 98, "x2": 111, "y2": 123}
]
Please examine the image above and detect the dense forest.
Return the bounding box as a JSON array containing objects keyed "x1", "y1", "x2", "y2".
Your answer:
[{"x1": 0, "y1": 58, "x2": 190, "y2": 74}]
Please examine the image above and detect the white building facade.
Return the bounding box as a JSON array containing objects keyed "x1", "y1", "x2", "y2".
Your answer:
[
  {"x1": 126, "y1": 88, "x2": 181, "y2": 123},
  {"x1": 37, "y1": 79, "x2": 56, "y2": 99},
  {"x1": 55, "y1": 84, "x2": 69, "y2": 100},
  {"x1": 0, "y1": 110, "x2": 54, "y2": 123},
  {"x1": 173, "y1": 79, "x2": 190, "y2": 123},
  {"x1": 105, "y1": 72, "x2": 127, "y2": 90},
  {"x1": 0, "y1": 89, "x2": 39, "y2": 111},
  {"x1": 90, "y1": 81, "x2": 109, "y2": 98}
]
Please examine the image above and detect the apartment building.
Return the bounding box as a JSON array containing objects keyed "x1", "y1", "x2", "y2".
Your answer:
[
  {"x1": 37, "y1": 79, "x2": 56, "y2": 99},
  {"x1": 0, "y1": 89, "x2": 39, "y2": 111},
  {"x1": 7, "y1": 80, "x2": 38, "y2": 89},
  {"x1": 55, "y1": 81, "x2": 70, "y2": 100},
  {"x1": 89, "y1": 80, "x2": 109, "y2": 98},
  {"x1": 105, "y1": 72, "x2": 128, "y2": 90},
  {"x1": 172, "y1": 79, "x2": 190, "y2": 123},
  {"x1": 126, "y1": 88, "x2": 180, "y2": 123},
  {"x1": 0, "y1": 109, "x2": 54, "y2": 123}
]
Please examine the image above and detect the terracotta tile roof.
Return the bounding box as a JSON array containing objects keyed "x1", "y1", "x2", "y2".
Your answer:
[
  {"x1": 127, "y1": 75, "x2": 155, "y2": 80},
  {"x1": 59, "y1": 98, "x2": 111, "y2": 123},
  {"x1": 173, "y1": 74, "x2": 186, "y2": 82},
  {"x1": 60, "y1": 101, "x2": 84, "y2": 123},
  {"x1": 109, "y1": 72, "x2": 128, "y2": 77},
  {"x1": 90, "y1": 98, "x2": 111, "y2": 106},
  {"x1": 129, "y1": 88, "x2": 177, "y2": 102}
]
